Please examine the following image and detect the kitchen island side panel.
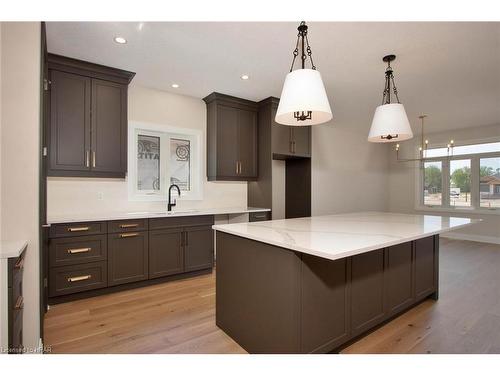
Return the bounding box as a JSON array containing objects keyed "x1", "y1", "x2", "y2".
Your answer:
[{"x1": 215, "y1": 231, "x2": 302, "y2": 353}]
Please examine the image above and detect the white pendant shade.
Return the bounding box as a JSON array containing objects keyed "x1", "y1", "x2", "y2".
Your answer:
[
  {"x1": 275, "y1": 69, "x2": 332, "y2": 126},
  {"x1": 368, "y1": 103, "x2": 413, "y2": 143}
]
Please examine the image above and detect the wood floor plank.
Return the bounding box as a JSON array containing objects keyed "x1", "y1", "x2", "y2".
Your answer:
[{"x1": 44, "y1": 239, "x2": 500, "y2": 354}]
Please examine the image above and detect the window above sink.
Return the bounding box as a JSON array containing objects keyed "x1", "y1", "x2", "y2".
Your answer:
[{"x1": 128, "y1": 121, "x2": 203, "y2": 201}]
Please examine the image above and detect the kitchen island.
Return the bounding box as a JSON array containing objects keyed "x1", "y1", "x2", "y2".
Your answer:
[{"x1": 213, "y1": 212, "x2": 477, "y2": 354}]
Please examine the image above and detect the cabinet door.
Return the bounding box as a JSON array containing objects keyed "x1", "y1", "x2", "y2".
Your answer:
[
  {"x1": 216, "y1": 105, "x2": 240, "y2": 177},
  {"x1": 291, "y1": 126, "x2": 311, "y2": 156},
  {"x1": 384, "y1": 242, "x2": 414, "y2": 316},
  {"x1": 49, "y1": 70, "x2": 91, "y2": 173},
  {"x1": 272, "y1": 123, "x2": 292, "y2": 155},
  {"x1": 414, "y1": 236, "x2": 437, "y2": 300},
  {"x1": 107, "y1": 232, "x2": 148, "y2": 286},
  {"x1": 184, "y1": 226, "x2": 214, "y2": 272},
  {"x1": 351, "y1": 249, "x2": 385, "y2": 337},
  {"x1": 238, "y1": 109, "x2": 258, "y2": 177},
  {"x1": 91, "y1": 79, "x2": 127, "y2": 175},
  {"x1": 149, "y1": 228, "x2": 184, "y2": 279}
]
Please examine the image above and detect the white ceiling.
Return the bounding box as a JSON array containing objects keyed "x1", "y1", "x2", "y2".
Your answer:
[{"x1": 46, "y1": 22, "x2": 500, "y2": 133}]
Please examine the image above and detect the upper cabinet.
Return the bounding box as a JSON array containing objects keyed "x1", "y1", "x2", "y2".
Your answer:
[
  {"x1": 269, "y1": 99, "x2": 311, "y2": 158},
  {"x1": 203, "y1": 93, "x2": 258, "y2": 181},
  {"x1": 47, "y1": 54, "x2": 135, "y2": 178}
]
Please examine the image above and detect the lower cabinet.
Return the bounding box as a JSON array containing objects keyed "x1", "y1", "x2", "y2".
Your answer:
[
  {"x1": 350, "y1": 249, "x2": 385, "y2": 337},
  {"x1": 107, "y1": 231, "x2": 149, "y2": 286},
  {"x1": 415, "y1": 236, "x2": 437, "y2": 300},
  {"x1": 48, "y1": 215, "x2": 215, "y2": 302},
  {"x1": 149, "y1": 228, "x2": 184, "y2": 279},
  {"x1": 384, "y1": 242, "x2": 414, "y2": 316},
  {"x1": 184, "y1": 226, "x2": 214, "y2": 272}
]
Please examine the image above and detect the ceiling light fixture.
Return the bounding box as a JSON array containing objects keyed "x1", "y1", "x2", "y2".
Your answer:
[
  {"x1": 114, "y1": 36, "x2": 127, "y2": 44},
  {"x1": 395, "y1": 115, "x2": 455, "y2": 162},
  {"x1": 368, "y1": 54, "x2": 413, "y2": 143},
  {"x1": 275, "y1": 21, "x2": 332, "y2": 126},
  {"x1": 240, "y1": 74, "x2": 249, "y2": 80},
  {"x1": 171, "y1": 83, "x2": 179, "y2": 88}
]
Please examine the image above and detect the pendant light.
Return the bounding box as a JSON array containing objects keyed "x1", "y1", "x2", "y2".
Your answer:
[
  {"x1": 275, "y1": 21, "x2": 332, "y2": 126},
  {"x1": 368, "y1": 54, "x2": 413, "y2": 142}
]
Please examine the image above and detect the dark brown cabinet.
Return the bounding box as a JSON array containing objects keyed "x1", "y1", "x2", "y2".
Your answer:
[
  {"x1": 107, "y1": 232, "x2": 149, "y2": 286},
  {"x1": 48, "y1": 215, "x2": 215, "y2": 303},
  {"x1": 204, "y1": 93, "x2": 258, "y2": 181},
  {"x1": 184, "y1": 226, "x2": 214, "y2": 272},
  {"x1": 384, "y1": 242, "x2": 414, "y2": 316},
  {"x1": 350, "y1": 249, "x2": 385, "y2": 336},
  {"x1": 47, "y1": 54, "x2": 134, "y2": 178},
  {"x1": 149, "y1": 228, "x2": 184, "y2": 279},
  {"x1": 415, "y1": 236, "x2": 437, "y2": 300}
]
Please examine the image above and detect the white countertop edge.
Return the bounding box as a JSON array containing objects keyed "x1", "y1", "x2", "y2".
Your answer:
[
  {"x1": 212, "y1": 221, "x2": 475, "y2": 262},
  {"x1": 0, "y1": 240, "x2": 28, "y2": 259},
  {"x1": 47, "y1": 207, "x2": 271, "y2": 224}
]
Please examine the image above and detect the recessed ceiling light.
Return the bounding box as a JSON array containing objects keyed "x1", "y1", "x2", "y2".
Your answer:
[
  {"x1": 240, "y1": 74, "x2": 249, "y2": 80},
  {"x1": 171, "y1": 83, "x2": 179, "y2": 88},
  {"x1": 114, "y1": 36, "x2": 127, "y2": 44}
]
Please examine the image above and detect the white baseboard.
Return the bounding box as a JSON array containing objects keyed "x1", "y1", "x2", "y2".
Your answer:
[{"x1": 441, "y1": 232, "x2": 500, "y2": 245}]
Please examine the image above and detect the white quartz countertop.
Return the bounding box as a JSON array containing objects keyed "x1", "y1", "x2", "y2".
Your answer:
[
  {"x1": 0, "y1": 240, "x2": 28, "y2": 259},
  {"x1": 212, "y1": 211, "x2": 479, "y2": 261},
  {"x1": 47, "y1": 206, "x2": 270, "y2": 224}
]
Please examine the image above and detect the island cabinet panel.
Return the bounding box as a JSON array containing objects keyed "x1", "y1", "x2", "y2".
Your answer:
[
  {"x1": 300, "y1": 255, "x2": 350, "y2": 353},
  {"x1": 148, "y1": 228, "x2": 184, "y2": 279},
  {"x1": 350, "y1": 249, "x2": 386, "y2": 336},
  {"x1": 384, "y1": 242, "x2": 414, "y2": 316},
  {"x1": 107, "y1": 232, "x2": 149, "y2": 286},
  {"x1": 216, "y1": 232, "x2": 301, "y2": 354},
  {"x1": 414, "y1": 236, "x2": 438, "y2": 300},
  {"x1": 184, "y1": 226, "x2": 214, "y2": 272}
]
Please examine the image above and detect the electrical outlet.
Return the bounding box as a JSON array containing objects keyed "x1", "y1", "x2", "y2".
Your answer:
[{"x1": 97, "y1": 192, "x2": 104, "y2": 201}]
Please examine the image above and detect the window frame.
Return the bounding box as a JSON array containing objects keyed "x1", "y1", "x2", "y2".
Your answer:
[
  {"x1": 128, "y1": 121, "x2": 203, "y2": 202},
  {"x1": 416, "y1": 139, "x2": 500, "y2": 214}
]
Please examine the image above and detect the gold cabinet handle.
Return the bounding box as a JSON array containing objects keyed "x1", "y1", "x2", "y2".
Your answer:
[
  {"x1": 119, "y1": 223, "x2": 139, "y2": 228},
  {"x1": 67, "y1": 247, "x2": 91, "y2": 254},
  {"x1": 14, "y1": 256, "x2": 25, "y2": 270},
  {"x1": 120, "y1": 233, "x2": 139, "y2": 238},
  {"x1": 67, "y1": 226, "x2": 89, "y2": 232},
  {"x1": 14, "y1": 296, "x2": 24, "y2": 310},
  {"x1": 235, "y1": 161, "x2": 239, "y2": 175},
  {"x1": 85, "y1": 150, "x2": 90, "y2": 167},
  {"x1": 92, "y1": 151, "x2": 96, "y2": 168},
  {"x1": 239, "y1": 161, "x2": 242, "y2": 175},
  {"x1": 68, "y1": 275, "x2": 91, "y2": 282}
]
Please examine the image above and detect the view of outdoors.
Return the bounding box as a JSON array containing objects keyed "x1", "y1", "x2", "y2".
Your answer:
[
  {"x1": 424, "y1": 161, "x2": 442, "y2": 205},
  {"x1": 480, "y1": 157, "x2": 500, "y2": 208},
  {"x1": 137, "y1": 134, "x2": 160, "y2": 191},
  {"x1": 170, "y1": 138, "x2": 191, "y2": 191},
  {"x1": 449, "y1": 159, "x2": 471, "y2": 207}
]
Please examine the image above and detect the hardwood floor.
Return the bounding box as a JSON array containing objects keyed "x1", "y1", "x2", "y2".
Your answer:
[{"x1": 44, "y1": 238, "x2": 500, "y2": 354}]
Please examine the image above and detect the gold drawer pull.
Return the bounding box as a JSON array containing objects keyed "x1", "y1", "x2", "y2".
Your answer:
[
  {"x1": 14, "y1": 256, "x2": 25, "y2": 270},
  {"x1": 120, "y1": 233, "x2": 139, "y2": 238},
  {"x1": 67, "y1": 226, "x2": 90, "y2": 232},
  {"x1": 67, "y1": 247, "x2": 91, "y2": 254},
  {"x1": 119, "y1": 223, "x2": 139, "y2": 228},
  {"x1": 14, "y1": 296, "x2": 24, "y2": 310},
  {"x1": 67, "y1": 275, "x2": 91, "y2": 282}
]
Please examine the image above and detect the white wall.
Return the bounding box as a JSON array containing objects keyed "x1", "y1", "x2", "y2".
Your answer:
[
  {"x1": 0, "y1": 22, "x2": 41, "y2": 350},
  {"x1": 47, "y1": 85, "x2": 247, "y2": 218},
  {"x1": 388, "y1": 123, "x2": 500, "y2": 242},
  {"x1": 312, "y1": 122, "x2": 391, "y2": 215}
]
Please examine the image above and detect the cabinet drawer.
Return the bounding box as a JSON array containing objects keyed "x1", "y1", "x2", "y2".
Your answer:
[
  {"x1": 149, "y1": 215, "x2": 214, "y2": 230},
  {"x1": 249, "y1": 211, "x2": 271, "y2": 222},
  {"x1": 49, "y1": 261, "x2": 107, "y2": 297},
  {"x1": 50, "y1": 221, "x2": 107, "y2": 238},
  {"x1": 8, "y1": 251, "x2": 25, "y2": 288},
  {"x1": 108, "y1": 219, "x2": 148, "y2": 233},
  {"x1": 10, "y1": 307, "x2": 23, "y2": 354},
  {"x1": 49, "y1": 235, "x2": 107, "y2": 267}
]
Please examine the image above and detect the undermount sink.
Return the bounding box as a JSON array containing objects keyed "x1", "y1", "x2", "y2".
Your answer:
[{"x1": 125, "y1": 209, "x2": 200, "y2": 216}]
